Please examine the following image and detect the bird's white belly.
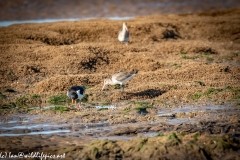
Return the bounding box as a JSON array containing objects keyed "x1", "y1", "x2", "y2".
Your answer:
[
  {"x1": 118, "y1": 33, "x2": 129, "y2": 42},
  {"x1": 113, "y1": 79, "x2": 122, "y2": 85},
  {"x1": 118, "y1": 35, "x2": 123, "y2": 41}
]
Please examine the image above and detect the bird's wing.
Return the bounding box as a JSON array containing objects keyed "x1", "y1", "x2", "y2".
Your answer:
[
  {"x1": 78, "y1": 87, "x2": 85, "y2": 95},
  {"x1": 118, "y1": 30, "x2": 129, "y2": 39},
  {"x1": 113, "y1": 71, "x2": 132, "y2": 82},
  {"x1": 125, "y1": 31, "x2": 129, "y2": 39},
  {"x1": 76, "y1": 86, "x2": 85, "y2": 95},
  {"x1": 69, "y1": 86, "x2": 86, "y2": 95}
]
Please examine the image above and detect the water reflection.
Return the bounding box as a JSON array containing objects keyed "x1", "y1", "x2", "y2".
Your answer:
[{"x1": 0, "y1": 17, "x2": 133, "y2": 27}]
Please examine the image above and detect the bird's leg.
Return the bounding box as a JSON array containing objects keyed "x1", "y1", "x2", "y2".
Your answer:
[
  {"x1": 121, "y1": 84, "x2": 124, "y2": 92},
  {"x1": 120, "y1": 84, "x2": 124, "y2": 99},
  {"x1": 75, "y1": 100, "x2": 80, "y2": 110},
  {"x1": 76, "y1": 101, "x2": 82, "y2": 110}
]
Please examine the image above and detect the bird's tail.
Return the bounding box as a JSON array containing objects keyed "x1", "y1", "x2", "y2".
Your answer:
[{"x1": 131, "y1": 70, "x2": 138, "y2": 75}]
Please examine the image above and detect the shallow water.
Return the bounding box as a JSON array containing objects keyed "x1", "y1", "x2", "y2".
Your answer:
[
  {"x1": 29, "y1": 104, "x2": 117, "y2": 111},
  {"x1": 0, "y1": 17, "x2": 134, "y2": 27},
  {"x1": 1, "y1": 0, "x2": 240, "y2": 26},
  {"x1": 95, "y1": 105, "x2": 116, "y2": 109},
  {"x1": 0, "y1": 105, "x2": 236, "y2": 139},
  {"x1": 157, "y1": 105, "x2": 231, "y2": 117},
  {"x1": 1, "y1": 0, "x2": 240, "y2": 21},
  {"x1": 0, "y1": 130, "x2": 70, "y2": 137},
  {"x1": 156, "y1": 105, "x2": 235, "y2": 125}
]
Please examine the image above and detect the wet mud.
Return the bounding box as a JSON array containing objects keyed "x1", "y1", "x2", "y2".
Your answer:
[{"x1": 0, "y1": 104, "x2": 239, "y2": 159}]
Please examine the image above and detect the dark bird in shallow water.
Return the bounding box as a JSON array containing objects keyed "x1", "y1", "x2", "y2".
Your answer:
[{"x1": 67, "y1": 86, "x2": 86, "y2": 108}]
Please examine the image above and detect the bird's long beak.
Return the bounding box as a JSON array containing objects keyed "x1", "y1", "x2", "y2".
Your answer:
[{"x1": 72, "y1": 99, "x2": 75, "y2": 104}]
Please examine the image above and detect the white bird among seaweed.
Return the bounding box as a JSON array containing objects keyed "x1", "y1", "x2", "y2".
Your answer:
[
  {"x1": 118, "y1": 22, "x2": 129, "y2": 44},
  {"x1": 102, "y1": 70, "x2": 138, "y2": 98}
]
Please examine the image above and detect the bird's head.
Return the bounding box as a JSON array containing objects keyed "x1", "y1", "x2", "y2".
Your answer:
[
  {"x1": 70, "y1": 92, "x2": 78, "y2": 104},
  {"x1": 123, "y1": 22, "x2": 128, "y2": 31},
  {"x1": 101, "y1": 78, "x2": 112, "y2": 91}
]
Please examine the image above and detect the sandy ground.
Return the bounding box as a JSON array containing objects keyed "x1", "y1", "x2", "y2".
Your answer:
[{"x1": 0, "y1": 8, "x2": 240, "y2": 159}]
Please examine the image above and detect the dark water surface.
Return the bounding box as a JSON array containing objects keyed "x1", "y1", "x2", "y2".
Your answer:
[{"x1": 0, "y1": 0, "x2": 240, "y2": 26}]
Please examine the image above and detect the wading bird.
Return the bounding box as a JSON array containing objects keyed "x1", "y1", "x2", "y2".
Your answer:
[
  {"x1": 102, "y1": 70, "x2": 138, "y2": 98},
  {"x1": 67, "y1": 86, "x2": 86, "y2": 109},
  {"x1": 118, "y1": 22, "x2": 129, "y2": 44}
]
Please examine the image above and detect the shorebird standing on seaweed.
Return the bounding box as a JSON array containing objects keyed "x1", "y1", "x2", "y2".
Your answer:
[
  {"x1": 118, "y1": 22, "x2": 129, "y2": 45},
  {"x1": 102, "y1": 70, "x2": 138, "y2": 98},
  {"x1": 67, "y1": 86, "x2": 86, "y2": 109}
]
